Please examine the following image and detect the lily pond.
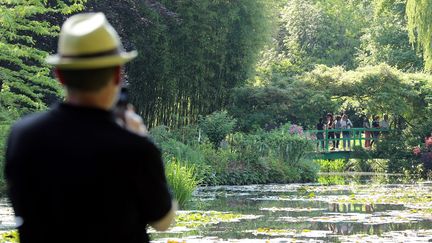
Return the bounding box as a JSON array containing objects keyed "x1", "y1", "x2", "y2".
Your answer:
[{"x1": 2, "y1": 174, "x2": 432, "y2": 242}]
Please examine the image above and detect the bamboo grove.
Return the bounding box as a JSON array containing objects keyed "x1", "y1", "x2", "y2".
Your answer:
[{"x1": 124, "y1": 0, "x2": 274, "y2": 128}]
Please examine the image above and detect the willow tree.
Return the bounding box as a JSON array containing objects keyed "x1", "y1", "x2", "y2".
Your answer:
[
  {"x1": 357, "y1": 0, "x2": 423, "y2": 71},
  {"x1": 0, "y1": 0, "x2": 86, "y2": 115},
  {"x1": 406, "y1": 0, "x2": 432, "y2": 71}
]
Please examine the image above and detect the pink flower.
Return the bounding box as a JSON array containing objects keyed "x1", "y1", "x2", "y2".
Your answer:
[{"x1": 289, "y1": 124, "x2": 304, "y2": 135}]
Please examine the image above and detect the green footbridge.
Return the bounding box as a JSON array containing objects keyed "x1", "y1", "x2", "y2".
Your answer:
[{"x1": 304, "y1": 128, "x2": 388, "y2": 160}]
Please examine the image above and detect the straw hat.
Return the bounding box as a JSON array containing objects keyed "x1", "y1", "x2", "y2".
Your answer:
[{"x1": 46, "y1": 12, "x2": 137, "y2": 69}]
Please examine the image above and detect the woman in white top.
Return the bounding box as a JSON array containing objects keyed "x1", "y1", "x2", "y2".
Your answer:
[{"x1": 341, "y1": 114, "x2": 353, "y2": 150}]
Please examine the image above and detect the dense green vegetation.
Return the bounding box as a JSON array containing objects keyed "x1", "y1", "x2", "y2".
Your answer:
[
  {"x1": 0, "y1": 0, "x2": 86, "y2": 115},
  {"x1": 103, "y1": 0, "x2": 274, "y2": 127},
  {"x1": 151, "y1": 121, "x2": 317, "y2": 187},
  {"x1": 406, "y1": 0, "x2": 432, "y2": 71},
  {"x1": 1, "y1": 0, "x2": 432, "y2": 204}
]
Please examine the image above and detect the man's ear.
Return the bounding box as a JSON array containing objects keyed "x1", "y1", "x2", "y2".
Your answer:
[
  {"x1": 54, "y1": 69, "x2": 65, "y2": 85},
  {"x1": 114, "y1": 66, "x2": 122, "y2": 86}
]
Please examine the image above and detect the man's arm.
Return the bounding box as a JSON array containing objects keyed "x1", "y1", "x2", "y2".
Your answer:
[
  {"x1": 149, "y1": 200, "x2": 178, "y2": 231},
  {"x1": 126, "y1": 109, "x2": 177, "y2": 230}
]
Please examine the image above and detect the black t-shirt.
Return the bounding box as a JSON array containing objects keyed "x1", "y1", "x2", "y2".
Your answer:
[
  {"x1": 316, "y1": 122, "x2": 324, "y2": 131},
  {"x1": 5, "y1": 103, "x2": 172, "y2": 243}
]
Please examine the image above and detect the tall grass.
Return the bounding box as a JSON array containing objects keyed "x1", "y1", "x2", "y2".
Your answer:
[{"x1": 165, "y1": 158, "x2": 199, "y2": 208}]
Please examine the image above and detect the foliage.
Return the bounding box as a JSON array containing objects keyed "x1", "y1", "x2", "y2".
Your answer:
[
  {"x1": 406, "y1": 0, "x2": 432, "y2": 71},
  {"x1": 151, "y1": 121, "x2": 319, "y2": 186},
  {"x1": 198, "y1": 144, "x2": 231, "y2": 172},
  {"x1": 219, "y1": 124, "x2": 318, "y2": 185},
  {"x1": 372, "y1": 130, "x2": 417, "y2": 173},
  {"x1": 175, "y1": 211, "x2": 244, "y2": 228},
  {"x1": 149, "y1": 126, "x2": 215, "y2": 184},
  {"x1": 199, "y1": 111, "x2": 236, "y2": 148},
  {"x1": 357, "y1": 0, "x2": 423, "y2": 71},
  {"x1": 229, "y1": 78, "x2": 336, "y2": 131},
  {"x1": 317, "y1": 175, "x2": 346, "y2": 185},
  {"x1": 302, "y1": 64, "x2": 429, "y2": 122},
  {"x1": 164, "y1": 158, "x2": 199, "y2": 208},
  {"x1": 233, "y1": 63, "x2": 432, "y2": 131},
  {"x1": 0, "y1": 0, "x2": 86, "y2": 115},
  {"x1": 0, "y1": 109, "x2": 19, "y2": 192},
  {"x1": 316, "y1": 159, "x2": 346, "y2": 172},
  {"x1": 0, "y1": 231, "x2": 18, "y2": 243},
  {"x1": 171, "y1": 124, "x2": 201, "y2": 146},
  {"x1": 117, "y1": 0, "x2": 275, "y2": 127},
  {"x1": 264, "y1": 0, "x2": 368, "y2": 72}
]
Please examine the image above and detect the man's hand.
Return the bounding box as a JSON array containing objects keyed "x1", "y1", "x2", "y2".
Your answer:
[
  {"x1": 124, "y1": 105, "x2": 148, "y2": 136},
  {"x1": 150, "y1": 201, "x2": 178, "y2": 231}
]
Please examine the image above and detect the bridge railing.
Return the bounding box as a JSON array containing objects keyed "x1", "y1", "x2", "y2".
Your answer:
[{"x1": 305, "y1": 128, "x2": 389, "y2": 153}]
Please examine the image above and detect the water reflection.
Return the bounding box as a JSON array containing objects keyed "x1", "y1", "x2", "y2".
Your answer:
[
  {"x1": 0, "y1": 175, "x2": 432, "y2": 242},
  {"x1": 151, "y1": 174, "x2": 432, "y2": 242}
]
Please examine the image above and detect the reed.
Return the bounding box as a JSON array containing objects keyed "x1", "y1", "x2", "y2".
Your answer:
[{"x1": 165, "y1": 158, "x2": 199, "y2": 208}]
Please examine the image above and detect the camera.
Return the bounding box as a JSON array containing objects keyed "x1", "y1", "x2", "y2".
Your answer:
[
  {"x1": 117, "y1": 87, "x2": 128, "y2": 107},
  {"x1": 114, "y1": 87, "x2": 129, "y2": 126}
]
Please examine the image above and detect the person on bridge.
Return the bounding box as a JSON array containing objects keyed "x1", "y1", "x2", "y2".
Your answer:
[
  {"x1": 371, "y1": 115, "x2": 381, "y2": 147},
  {"x1": 316, "y1": 118, "x2": 325, "y2": 151},
  {"x1": 363, "y1": 115, "x2": 371, "y2": 148},
  {"x1": 5, "y1": 13, "x2": 176, "y2": 243},
  {"x1": 334, "y1": 115, "x2": 342, "y2": 150},
  {"x1": 326, "y1": 113, "x2": 335, "y2": 150},
  {"x1": 341, "y1": 114, "x2": 353, "y2": 151}
]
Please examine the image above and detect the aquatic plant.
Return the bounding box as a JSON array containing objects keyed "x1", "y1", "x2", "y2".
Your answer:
[
  {"x1": 165, "y1": 158, "x2": 199, "y2": 208},
  {"x1": 0, "y1": 231, "x2": 18, "y2": 243},
  {"x1": 316, "y1": 159, "x2": 346, "y2": 172},
  {"x1": 175, "y1": 211, "x2": 246, "y2": 228}
]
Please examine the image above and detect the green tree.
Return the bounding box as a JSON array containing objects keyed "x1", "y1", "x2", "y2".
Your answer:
[
  {"x1": 119, "y1": 0, "x2": 275, "y2": 128},
  {"x1": 229, "y1": 77, "x2": 337, "y2": 131},
  {"x1": 199, "y1": 111, "x2": 236, "y2": 148},
  {"x1": 406, "y1": 0, "x2": 432, "y2": 71},
  {"x1": 302, "y1": 64, "x2": 424, "y2": 121},
  {"x1": 273, "y1": 0, "x2": 365, "y2": 71},
  {"x1": 0, "y1": 0, "x2": 86, "y2": 115},
  {"x1": 357, "y1": 0, "x2": 423, "y2": 71}
]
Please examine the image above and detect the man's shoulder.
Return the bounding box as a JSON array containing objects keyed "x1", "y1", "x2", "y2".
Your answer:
[
  {"x1": 113, "y1": 127, "x2": 160, "y2": 151},
  {"x1": 11, "y1": 111, "x2": 52, "y2": 134}
]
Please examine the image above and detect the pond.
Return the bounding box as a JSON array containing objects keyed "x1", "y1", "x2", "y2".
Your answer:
[
  {"x1": 1, "y1": 174, "x2": 432, "y2": 242},
  {"x1": 151, "y1": 174, "x2": 432, "y2": 242}
]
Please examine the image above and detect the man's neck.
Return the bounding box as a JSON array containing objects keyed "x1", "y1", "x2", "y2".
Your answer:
[{"x1": 65, "y1": 91, "x2": 112, "y2": 110}]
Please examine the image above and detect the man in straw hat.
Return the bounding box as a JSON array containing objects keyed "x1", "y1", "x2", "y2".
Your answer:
[{"x1": 5, "y1": 13, "x2": 176, "y2": 243}]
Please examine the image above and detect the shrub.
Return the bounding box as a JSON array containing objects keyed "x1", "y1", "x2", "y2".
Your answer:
[
  {"x1": 296, "y1": 159, "x2": 320, "y2": 182},
  {"x1": 222, "y1": 124, "x2": 319, "y2": 184},
  {"x1": 149, "y1": 125, "x2": 174, "y2": 144},
  {"x1": 316, "y1": 159, "x2": 346, "y2": 172},
  {"x1": 153, "y1": 121, "x2": 320, "y2": 186},
  {"x1": 165, "y1": 158, "x2": 199, "y2": 208},
  {"x1": 199, "y1": 111, "x2": 236, "y2": 148},
  {"x1": 171, "y1": 124, "x2": 201, "y2": 146}
]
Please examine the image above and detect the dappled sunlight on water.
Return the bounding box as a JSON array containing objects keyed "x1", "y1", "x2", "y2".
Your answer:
[
  {"x1": 1, "y1": 176, "x2": 432, "y2": 242},
  {"x1": 151, "y1": 176, "x2": 432, "y2": 242}
]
